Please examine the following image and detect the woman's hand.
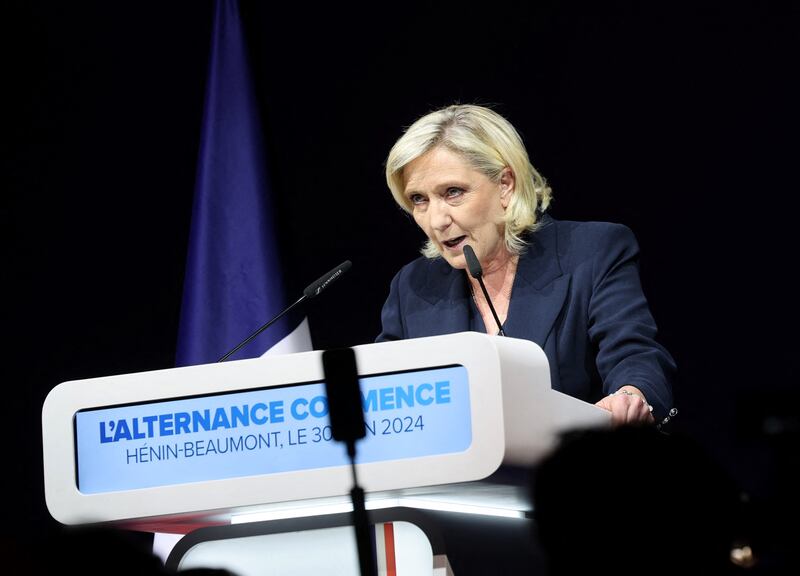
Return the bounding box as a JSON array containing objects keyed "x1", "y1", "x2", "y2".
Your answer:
[{"x1": 595, "y1": 385, "x2": 655, "y2": 427}]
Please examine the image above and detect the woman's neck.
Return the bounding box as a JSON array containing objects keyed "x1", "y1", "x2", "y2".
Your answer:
[
  {"x1": 471, "y1": 250, "x2": 518, "y2": 298},
  {"x1": 467, "y1": 251, "x2": 518, "y2": 331}
]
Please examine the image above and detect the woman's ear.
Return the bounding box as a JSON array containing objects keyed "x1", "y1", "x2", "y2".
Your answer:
[{"x1": 500, "y1": 167, "x2": 515, "y2": 209}]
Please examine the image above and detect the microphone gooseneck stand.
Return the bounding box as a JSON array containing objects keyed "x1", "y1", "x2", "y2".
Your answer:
[
  {"x1": 463, "y1": 245, "x2": 505, "y2": 336},
  {"x1": 322, "y1": 347, "x2": 375, "y2": 576},
  {"x1": 346, "y1": 439, "x2": 374, "y2": 576},
  {"x1": 218, "y1": 260, "x2": 352, "y2": 362}
]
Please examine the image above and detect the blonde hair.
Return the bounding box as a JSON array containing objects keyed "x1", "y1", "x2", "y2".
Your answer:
[{"x1": 385, "y1": 104, "x2": 552, "y2": 258}]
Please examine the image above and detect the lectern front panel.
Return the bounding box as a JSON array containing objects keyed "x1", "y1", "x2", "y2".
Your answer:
[{"x1": 74, "y1": 365, "x2": 471, "y2": 494}]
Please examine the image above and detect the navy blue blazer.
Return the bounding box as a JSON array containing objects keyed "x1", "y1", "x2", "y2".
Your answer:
[{"x1": 377, "y1": 216, "x2": 675, "y2": 418}]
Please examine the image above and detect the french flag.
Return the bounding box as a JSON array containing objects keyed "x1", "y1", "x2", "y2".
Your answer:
[
  {"x1": 156, "y1": 0, "x2": 311, "y2": 562},
  {"x1": 176, "y1": 0, "x2": 311, "y2": 369}
]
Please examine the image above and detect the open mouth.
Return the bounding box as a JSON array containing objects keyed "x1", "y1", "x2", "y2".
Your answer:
[{"x1": 442, "y1": 235, "x2": 467, "y2": 249}]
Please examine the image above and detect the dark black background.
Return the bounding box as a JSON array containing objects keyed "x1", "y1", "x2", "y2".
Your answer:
[{"x1": 6, "y1": 0, "x2": 798, "y2": 571}]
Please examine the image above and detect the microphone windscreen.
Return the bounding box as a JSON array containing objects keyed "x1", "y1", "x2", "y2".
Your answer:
[
  {"x1": 303, "y1": 260, "x2": 352, "y2": 298},
  {"x1": 463, "y1": 245, "x2": 483, "y2": 279},
  {"x1": 322, "y1": 347, "x2": 366, "y2": 442}
]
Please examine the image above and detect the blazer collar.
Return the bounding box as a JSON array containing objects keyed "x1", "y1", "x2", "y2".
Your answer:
[
  {"x1": 415, "y1": 257, "x2": 471, "y2": 335},
  {"x1": 412, "y1": 215, "x2": 567, "y2": 342},
  {"x1": 514, "y1": 214, "x2": 563, "y2": 291},
  {"x1": 417, "y1": 214, "x2": 563, "y2": 299},
  {"x1": 504, "y1": 216, "x2": 569, "y2": 345}
]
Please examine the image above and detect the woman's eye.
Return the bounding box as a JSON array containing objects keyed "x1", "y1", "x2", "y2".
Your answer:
[
  {"x1": 445, "y1": 187, "x2": 464, "y2": 199},
  {"x1": 409, "y1": 194, "x2": 427, "y2": 205}
]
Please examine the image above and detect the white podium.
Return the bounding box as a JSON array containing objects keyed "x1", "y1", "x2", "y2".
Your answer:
[{"x1": 42, "y1": 332, "x2": 609, "y2": 574}]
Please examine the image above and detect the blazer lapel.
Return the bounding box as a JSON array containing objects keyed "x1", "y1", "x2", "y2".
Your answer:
[
  {"x1": 412, "y1": 258, "x2": 471, "y2": 337},
  {"x1": 406, "y1": 217, "x2": 568, "y2": 341},
  {"x1": 504, "y1": 218, "x2": 570, "y2": 346}
]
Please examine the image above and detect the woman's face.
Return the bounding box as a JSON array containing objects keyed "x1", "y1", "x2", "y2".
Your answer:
[{"x1": 403, "y1": 146, "x2": 514, "y2": 271}]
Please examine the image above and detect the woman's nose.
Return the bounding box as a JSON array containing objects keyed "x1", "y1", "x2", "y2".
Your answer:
[{"x1": 429, "y1": 199, "x2": 452, "y2": 231}]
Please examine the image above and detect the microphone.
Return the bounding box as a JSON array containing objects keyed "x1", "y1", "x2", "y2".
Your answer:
[
  {"x1": 304, "y1": 260, "x2": 352, "y2": 298},
  {"x1": 322, "y1": 347, "x2": 366, "y2": 447},
  {"x1": 463, "y1": 245, "x2": 505, "y2": 336},
  {"x1": 218, "y1": 260, "x2": 352, "y2": 362},
  {"x1": 321, "y1": 347, "x2": 375, "y2": 576}
]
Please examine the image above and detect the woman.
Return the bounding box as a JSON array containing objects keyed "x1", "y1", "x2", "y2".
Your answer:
[{"x1": 377, "y1": 104, "x2": 675, "y2": 426}]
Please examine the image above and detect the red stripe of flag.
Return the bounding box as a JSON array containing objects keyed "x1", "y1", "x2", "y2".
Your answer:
[{"x1": 384, "y1": 522, "x2": 396, "y2": 576}]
